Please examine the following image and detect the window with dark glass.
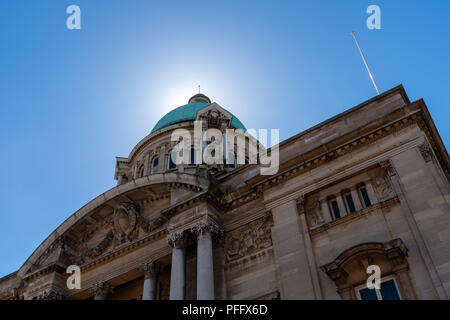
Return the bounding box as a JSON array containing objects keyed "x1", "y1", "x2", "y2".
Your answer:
[
  {"x1": 138, "y1": 165, "x2": 145, "y2": 178},
  {"x1": 151, "y1": 157, "x2": 159, "y2": 174},
  {"x1": 168, "y1": 152, "x2": 176, "y2": 169},
  {"x1": 330, "y1": 199, "x2": 341, "y2": 219},
  {"x1": 344, "y1": 193, "x2": 356, "y2": 214},
  {"x1": 189, "y1": 148, "x2": 195, "y2": 166},
  {"x1": 358, "y1": 279, "x2": 401, "y2": 300},
  {"x1": 359, "y1": 186, "x2": 371, "y2": 208}
]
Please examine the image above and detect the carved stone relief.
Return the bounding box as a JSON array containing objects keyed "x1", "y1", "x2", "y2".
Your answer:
[
  {"x1": 304, "y1": 198, "x2": 324, "y2": 227},
  {"x1": 224, "y1": 214, "x2": 274, "y2": 262},
  {"x1": 372, "y1": 174, "x2": 396, "y2": 202},
  {"x1": 419, "y1": 142, "x2": 433, "y2": 162}
]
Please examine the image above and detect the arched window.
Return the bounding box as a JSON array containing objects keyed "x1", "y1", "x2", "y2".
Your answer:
[
  {"x1": 151, "y1": 157, "x2": 159, "y2": 174},
  {"x1": 138, "y1": 165, "x2": 145, "y2": 178},
  {"x1": 320, "y1": 239, "x2": 413, "y2": 300},
  {"x1": 168, "y1": 151, "x2": 177, "y2": 170}
]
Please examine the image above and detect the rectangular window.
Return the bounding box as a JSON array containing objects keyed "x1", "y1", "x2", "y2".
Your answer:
[
  {"x1": 344, "y1": 193, "x2": 356, "y2": 214},
  {"x1": 359, "y1": 187, "x2": 371, "y2": 208},
  {"x1": 357, "y1": 278, "x2": 401, "y2": 300},
  {"x1": 330, "y1": 200, "x2": 341, "y2": 220},
  {"x1": 189, "y1": 148, "x2": 195, "y2": 166}
]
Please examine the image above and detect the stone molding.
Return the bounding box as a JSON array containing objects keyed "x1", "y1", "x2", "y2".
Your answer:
[{"x1": 226, "y1": 107, "x2": 449, "y2": 209}]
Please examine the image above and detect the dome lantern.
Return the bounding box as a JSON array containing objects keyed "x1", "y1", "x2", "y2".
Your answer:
[{"x1": 188, "y1": 93, "x2": 211, "y2": 104}]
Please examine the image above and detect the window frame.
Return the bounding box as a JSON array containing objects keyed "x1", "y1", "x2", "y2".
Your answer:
[
  {"x1": 328, "y1": 197, "x2": 341, "y2": 220},
  {"x1": 343, "y1": 191, "x2": 357, "y2": 214},
  {"x1": 138, "y1": 165, "x2": 145, "y2": 178},
  {"x1": 358, "y1": 185, "x2": 372, "y2": 208},
  {"x1": 151, "y1": 157, "x2": 159, "y2": 174},
  {"x1": 168, "y1": 150, "x2": 177, "y2": 170},
  {"x1": 355, "y1": 275, "x2": 402, "y2": 300}
]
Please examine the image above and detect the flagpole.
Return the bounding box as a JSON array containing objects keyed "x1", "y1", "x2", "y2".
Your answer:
[{"x1": 351, "y1": 31, "x2": 380, "y2": 95}]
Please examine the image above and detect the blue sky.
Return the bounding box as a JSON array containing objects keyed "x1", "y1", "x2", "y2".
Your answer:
[{"x1": 0, "y1": 0, "x2": 449, "y2": 277}]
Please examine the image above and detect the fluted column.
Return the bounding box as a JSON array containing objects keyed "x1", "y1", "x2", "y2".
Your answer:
[
  {"x1": 191, "y1": 218, "x2": 220, "y2": 300},
  {"x1": 167, "y1": 230, "x2": 187, "y2": 300},
  {"x1": 91, "y1": 281, "x2": 113, "y2": 300},
  {"x1": 140, "y1": 260, "x2": 160, "y2": 300}
]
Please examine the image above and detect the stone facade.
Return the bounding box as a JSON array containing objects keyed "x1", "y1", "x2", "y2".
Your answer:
[{"x1": 1, "y1": 86, "x2": 449, "y2": 300}]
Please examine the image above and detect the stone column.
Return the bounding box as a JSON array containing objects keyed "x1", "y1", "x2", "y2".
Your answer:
[
  {"x1": 336, "y1": 195, "x2": 347, "y2": 217},
  {"x1": 191, "y1": 218, "x2": 220, "y2": 300},
  {"x1": 350, "y1": 188, "x2": 363, "y2": 211},
  {"x1": 140, "y1": 260, "x2": 160, "y2": 300},
  {"x1": 91, "y1": 281, "x2": 113, "y2": 300},
  {"x1": 167, "y1": 230, "x2": 187, "y2": 300}
]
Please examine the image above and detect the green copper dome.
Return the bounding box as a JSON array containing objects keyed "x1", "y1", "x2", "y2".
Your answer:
[{"x1": 151, "y1": 100, "x2": 246, "y2": 133}]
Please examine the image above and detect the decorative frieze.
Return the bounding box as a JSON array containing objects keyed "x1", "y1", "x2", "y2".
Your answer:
[
  {"x1": 224, "y1": 214, "x2": 274, "y2": 263},
  {"x1": 90, "y1": 281, "x2": 113, "y2": 300},
  {"x1": 33, "y1": 288, "x2": 65, "y2": 300},
  {"x1": 111, "y1": 204, "x2": 139, "y2": 247},
  {"x1": 419, "y1": 142, "x2": 433, "y2": 162}
]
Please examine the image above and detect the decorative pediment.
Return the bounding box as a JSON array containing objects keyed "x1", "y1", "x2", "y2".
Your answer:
[{"x1": 196, "y1": 103, "x2": 233, "y2": 131}]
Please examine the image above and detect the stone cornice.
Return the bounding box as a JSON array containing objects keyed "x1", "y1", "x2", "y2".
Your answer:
[
  {"x1": 224, "y1": 102, "x2": 449, "y2": 209},
  {"x1": 22, "y1": 262, "x2": 66, "y2": 282},
  {"x1": 161, "y1": 190, "x2": 225, "y2": 219}
]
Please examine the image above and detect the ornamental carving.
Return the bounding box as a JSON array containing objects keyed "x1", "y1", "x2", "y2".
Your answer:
[
  {"x1": 33, "y1": 288, "x2": 65, "y2": 300},
  {"x1": 372, "y1": 174, "x2": 396, "y2": 202},
  {"x1": 166, "y1": 230, "x2": 187, "y2": 249},
  {"x1": 140, "y1": 260, "x2": 161, "y2": 279},
  {"x1": 419, "y1": 142, "x2": 433, "y2": 162},
  {"x1": 190, "y1": 217, "x2": 221, "y2": 239},
  {"x1": 84, "y1": 231, "x2": 114, "y2": 260},
  {"x1": 224, "y1": 214, "x2": 273, "y2": 262},
  {"x1": 379, "y1": 160, "x2": 396, "y2": 177},
  {"x1": 303, "y1": 198, "x2": 324, "y2": 227},
  {"x1": 111, "y1": 204, "x2": 139, "y2": 247},
  {"x1": 140, "y1": 215, "x2": 167, "y2": 233},
  {"x1": 198, "y1": 108, "x2": 231, "y2": 132},
  {"x1": 90, "y1": 281, "x2": 113, "y2": 299}
]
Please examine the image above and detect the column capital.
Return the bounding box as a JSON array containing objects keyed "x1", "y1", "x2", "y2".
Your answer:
[
  {"x1": 90, "y1": 280, "x2": 113, "y2": 299},
  {"x1": 190, "y1": 217, "x2": 221, "y2": 239},
  {"x1": 295, "y1": 195, "x2": 306, "y2": 215},
  {"x1": 139, "y1": 260, "x2": 161, "y2": 279},
  {"x1": 167, "y1": 230, "x2": 187, "y2": 249},
  {"x1": 379, "y1": 160, "x2": 397, "y2": 177}
]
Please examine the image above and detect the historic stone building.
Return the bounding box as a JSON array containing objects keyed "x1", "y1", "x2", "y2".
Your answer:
[{"x1": 1, "y1": 85, "x2": 449, "y2": 300}]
